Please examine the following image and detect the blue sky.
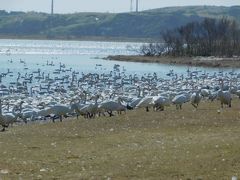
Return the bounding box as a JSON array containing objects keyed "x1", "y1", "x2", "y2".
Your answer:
[{"x1": 1, "y1": 0, "x2": 239, "y2": 13}]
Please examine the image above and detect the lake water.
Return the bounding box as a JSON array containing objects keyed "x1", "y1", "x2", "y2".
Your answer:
[{"x1": 0, "y1": 39, "x2": 238, "y2": 85}]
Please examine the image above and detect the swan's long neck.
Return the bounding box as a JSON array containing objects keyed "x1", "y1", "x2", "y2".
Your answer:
[
  {"x1": 12, "y1": 107, "x2": 19, "y2": 117},
  {"x1": 84, "y1": 92, "x2": 87, "y2": 104},
  {"x1": 19, "y1": 102, "x2": 23, "y2": 113},
  {"x1": 118, "y1": 98, "x2": 122, "y2": 105},
  {"x1": 196, "y1": 90, "x2": 200, "y2": 96},
  {"x1": 137, "y1": 87, "x2": 141, "y2": 97},
  {"x1": 95, "y1": 97, "x2": 98, "y2": 104},
  {"x1": 220, "y1": 79, "x2": 224, "y2": 90},
  {"x1": 0, "y1": 100, "x2": 2, "y2": 116}
]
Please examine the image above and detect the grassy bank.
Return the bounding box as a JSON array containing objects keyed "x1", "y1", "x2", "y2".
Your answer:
[
  {"x1": 0, "y1": 100, "x2": 240, "y2": 179},
  {"x1": 107, "y1": 55, "x2": 240, "y2": 68}
]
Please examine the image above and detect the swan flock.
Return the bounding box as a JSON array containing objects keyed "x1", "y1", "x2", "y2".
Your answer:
[{"x1": 0, "y1": 59, "x2": 238, "y2": 131}]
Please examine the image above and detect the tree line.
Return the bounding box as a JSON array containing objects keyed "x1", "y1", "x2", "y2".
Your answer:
[{"x1": 140, "y1": 17, "x2": 240, "y2": 57}]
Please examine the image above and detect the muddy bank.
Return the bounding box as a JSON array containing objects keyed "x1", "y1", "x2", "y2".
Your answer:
[{"x1": 107, "y1": 55, "x2": 240, "y2": 68}]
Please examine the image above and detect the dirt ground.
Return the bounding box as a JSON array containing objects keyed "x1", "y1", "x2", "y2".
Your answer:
[{"x1": 107, "y1": 55, "x2": 240, "y2": 68}]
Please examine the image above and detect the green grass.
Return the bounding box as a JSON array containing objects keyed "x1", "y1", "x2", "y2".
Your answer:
[
  {"x1": 0, "y1": 6, "x2": 240, "y2": 40},
  {"x1": 0, "y1": 99, "x2": 240, "y2": 179}
]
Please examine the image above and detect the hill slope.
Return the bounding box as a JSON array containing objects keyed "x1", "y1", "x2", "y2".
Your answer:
[{"x1": 0, "y1": 6, "x2": 240, "y2": 40}]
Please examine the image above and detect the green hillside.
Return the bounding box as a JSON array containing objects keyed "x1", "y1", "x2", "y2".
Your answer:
[{"x1": 0, "y1": 6, "x2": 240, "y2": 40}]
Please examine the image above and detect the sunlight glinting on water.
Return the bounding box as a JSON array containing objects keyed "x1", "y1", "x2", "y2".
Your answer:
[
  {"x1": 0, "y1": 39, "x2": 142, "y2": 55},
  {"x1": 0, "y1": 39, "x2": 238, "y2": 87}
]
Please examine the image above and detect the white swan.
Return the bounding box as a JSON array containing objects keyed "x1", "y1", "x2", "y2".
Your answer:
[
  {"x1": 218, "y1": 90, "x2": 232, "y2": 108},
  {"x1": 172, "y1": 94, "x2": 190, "y2": 110},
  {"x1": 0, "y1": 99, "x2": 21, "y2": 131},
  {"x1": 152, "y1": 95, "x2": 171, "y2": 111},
  {"x1": 136, "y1": 96, "x2": 153, "y2": 112},
  {"x1": 99, "y1": 97, "x2": 126, "y2": 116},
  {"x1": 190, "y1": 90, "x2": 202, "y2": 108},
  {"x1": 47, "y1": 104, "x2": 73, "y2": 122},
  {"x1": 218, "y1": 79, "x2": 232, "y2": 108}
]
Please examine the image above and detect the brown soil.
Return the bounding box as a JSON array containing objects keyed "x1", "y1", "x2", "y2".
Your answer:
[{"x1": 107, "y1": 55, "x2": 240, "y2": 68}]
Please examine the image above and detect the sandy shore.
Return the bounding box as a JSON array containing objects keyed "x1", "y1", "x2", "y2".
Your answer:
[{"x1": 107, "y1": 55, "x2": 240, "y2": 68}]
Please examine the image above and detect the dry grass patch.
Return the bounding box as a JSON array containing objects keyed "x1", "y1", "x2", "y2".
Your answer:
[{"x1": 0, "y1": 100, "x2": 240, "y2": 179}]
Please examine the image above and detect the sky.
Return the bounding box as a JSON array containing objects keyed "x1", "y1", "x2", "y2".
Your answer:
[{"x1": 0, "y1": 0, "x2": 239, "y2": 14}]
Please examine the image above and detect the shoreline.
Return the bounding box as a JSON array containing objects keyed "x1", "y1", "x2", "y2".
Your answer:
[
  {"x1": 107, "y1": 55, "x2": 240, "y2": 68},
  {"x1": 0, "y1": 35, "x2": 151, "y2": 43}
]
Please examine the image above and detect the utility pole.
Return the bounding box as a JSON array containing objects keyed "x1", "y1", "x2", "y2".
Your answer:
[
  {"x1": 136, "y1": 0, "x2": 139, "y2": 12},
  {"x1": 51, "y1": 0, "x2": 54, "y2": 15},
  {"x1": 130, "y1": 0, "x2": 133, "y2": 12},
  {"x1": 48, "y1": 0, "x2": 54, "y2": 39}
]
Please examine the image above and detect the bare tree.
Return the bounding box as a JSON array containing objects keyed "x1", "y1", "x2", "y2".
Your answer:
[{"x1": 141, "y1": 17, "x2": 240, "y2": 57}]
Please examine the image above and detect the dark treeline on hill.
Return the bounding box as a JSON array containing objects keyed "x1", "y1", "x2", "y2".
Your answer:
[
  {"x1": 141, "y1": 18, "x2": 240, "y2": 57},
  {"x1": 0, "y1": 6, "x2": 240, "y2": 40}
]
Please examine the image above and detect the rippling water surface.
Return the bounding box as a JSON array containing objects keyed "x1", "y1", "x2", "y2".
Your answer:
[{"x1": 0, "y1": 39, "x2": 238, "y2": 85}]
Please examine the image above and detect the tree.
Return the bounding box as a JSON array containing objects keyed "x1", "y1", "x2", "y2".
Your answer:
[{"x1": 141, "y1": 17, "x2": 240, "y2": 57}]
